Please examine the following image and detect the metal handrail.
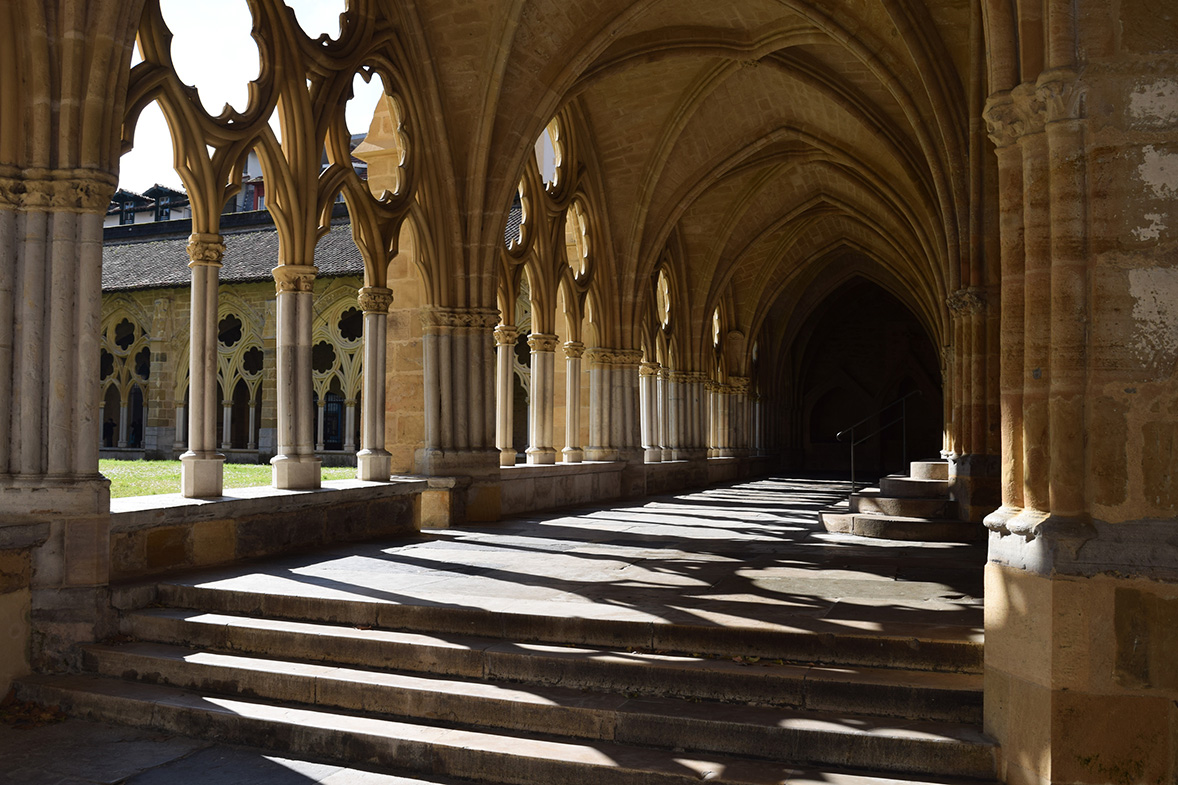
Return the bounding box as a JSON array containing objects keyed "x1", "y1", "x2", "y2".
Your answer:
[{"x1": 836, "y1": 390, "x2": 922, "y2": 494}]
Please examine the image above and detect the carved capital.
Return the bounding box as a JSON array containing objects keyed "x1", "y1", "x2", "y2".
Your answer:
[
  {"x1": 1037, "y1": 70, "x2": 1085, "y2": 124},
  {"x1": 729, "y1": 376, "x2": 750, "y2": 395},
  {"x1": 273, "y1": 264, "x2": 317, "y2": 293},
  {"x1": 584, "y1": 347, "x2": 642, "y2": 366},
  {"x1": 639, "y1": 361, "x2": 661, "y2": 377},
  {"x1": 527, "y1": 333, "x2": 559, "y2": 353},
  {"x1": 947, "y1": 287, "x2": 987, "y2": 317},
  {"x1": 563, "y1": 341, "x2": 585, "y2": 360},
  {"x1": 1011, "y1": 82, "x2": 1047, "y2": 138},
  {"x1": 0, "y1": 166, "x2": 117, "y2": 213},
  {"x1": 187, "y1": 233, "x2": 225, "y2": 267},
  {"x1": 357, "y1": 286, "x2": 393, "y2": 314},
  {"x1": 983, "y1": 94, "x2": 1022, "y2": 148},
  {"x1": 494, "y1": 325, "x2": 519, "y2": 346}
]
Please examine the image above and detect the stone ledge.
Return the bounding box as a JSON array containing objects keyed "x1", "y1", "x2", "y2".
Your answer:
[
  {"x1": 498, "y1": 460, "x2": 624, "y2": 480},
  {"x1": 110, "y1": 479, "x2": 428, "y2": 532},
  {"x1": 988, "y1": 517, "x2": 1178, "y2": 582}
]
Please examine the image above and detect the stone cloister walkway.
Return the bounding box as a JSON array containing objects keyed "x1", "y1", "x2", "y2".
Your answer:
[{"x1": 3, "y1": 477, "x2": 986, "y2": 785}]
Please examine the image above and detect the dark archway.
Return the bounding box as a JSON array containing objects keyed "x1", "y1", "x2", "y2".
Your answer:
[{"x1": 788, "y1": 278, "x2": 942, "y2": 478}]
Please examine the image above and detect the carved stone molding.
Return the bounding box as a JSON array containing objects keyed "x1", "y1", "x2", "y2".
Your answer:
[
  {"x1": 563, "y1": 341, "x2": 585, "y2": 360},
  {"x1": 729, "y1": 376, "x2": 750, "y2": 395},
  {"x1": 583, "y1": 347, "x2": 643, "y2": 366},
  {"x1": 419, "y1": 307, "x2": 500, "y2": 330},
  {"x1": 273, "y1": 264, "x2": 318, "y2": 293},
  {"x1": 0, "y1": 167, "x2": 117, "y2": 213},
  {"x1": 187, "y1": 234, "x2": 226, "y2": 267},
  {"x1": 494, "y1": 325, "x2": 519, "y2": 346},
  {"x1": 947, "y1": 287, "x2": 988, "y2": 317},
  {"x1": 639, "y1": 361, "x2": 661, "y2": 377},
  {"x1": 357, "y1": 286, "x2": 393, "y2": 314},
  {"x1": 527, "y1": 333, "x2": 559, "y2": 353}
]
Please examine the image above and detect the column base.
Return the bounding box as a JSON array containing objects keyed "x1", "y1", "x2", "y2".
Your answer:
[
  {"x1": 180, "y1": 451, "x2": 225, "y2": 498},
  {"x1": 356, "y1": 450, "x2": 392, "y2": 482},
  {"x1": 561, "y1": 448, "x2": 584, "y2": 463},
  {"x1": 644, "y1": 448, "x2": 662, "y2": 463},
  {"x1": 500, "y1": 448, "x2": 517, "y2": 467},
  {"x1": 271, "y1": 455, "x2": 321, "y2": 490},
  {"x1": 525, "y1": 448, "x2": 557, "y2": 465}
]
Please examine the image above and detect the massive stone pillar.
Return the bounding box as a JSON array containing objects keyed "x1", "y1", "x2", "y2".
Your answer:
[
  {"x1": 356, "y1": 287, "x2": 392, "y2": 481},
  {"x1": 526, "y1": 333, "x2": 558, "y2": 464},
  {"x1": 180, "y1": 236, "x2": 226, "y2": 497},
  {"x1": 982, "y1": 54, "x2": 1178, "y2": 785},
  {"x1": 0, "y1": 167, "x2": 118, "y2": 679},
  {"x1": 271, "y1": 265, "x2": 321, "y2": 489},
  {"x1": 584, "y1": 348, "x2": 614, "y2": 462},
  {"x1": 416, "y1": 307, "x2": 499, "y2": 521},
  {"x1": 562, "y1": 341, "x2": 584, "y2": 462},
  {"x1": 494, "y1": 325, "x2": 518, "y2": 466}
]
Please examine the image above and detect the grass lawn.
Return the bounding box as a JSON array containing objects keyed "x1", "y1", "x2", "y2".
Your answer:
[{"x1": 100, "y1": 459, "x2": 356, "y2": 498}]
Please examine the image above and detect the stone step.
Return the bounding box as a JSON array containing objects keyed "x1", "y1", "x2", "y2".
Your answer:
[
  {"x1": 113, "y1": 619, "x2": 984, "y2": 723},
  {"x1": 909, "y1": 462, "x2": 949, "y2": 481},
  {"x1": 144, "y1": 584, "x2": 984, "y2": 673},
  {"x1": 849, "y1": 493, "x2": 954, "y2": 518},
  {"x1": 841, "y1": 516, "x2": 984, "y2": 544},
  {"x1": 18, "y1": 674, "x2": 997, "y2": 783},
  {"x1": 878, "y1": 476, "x2": 950, "y2": 499}
]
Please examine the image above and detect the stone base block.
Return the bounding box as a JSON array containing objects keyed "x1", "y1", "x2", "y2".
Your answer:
[
  {"x1": 180, "y1": 452, "x2": 225, "y2": 498},
  {"x1": 525, "y1": 448, "x2": 557, "y2": 465},
  {"x1": 356, "y1": 450, "x2": 392, "y2": 482},
  {"x1": 500, "y1": 449, "x2": 517, "y2": 467},
  {"x1": 562, "y1": 448, "x2": 584, "y2": 463},
  {"x1": 271, "y1": 456, "x2": 321, "y2": 490}
]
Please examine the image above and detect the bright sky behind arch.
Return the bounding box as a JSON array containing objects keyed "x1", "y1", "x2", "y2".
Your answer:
[{"x1": 118, "y1": 0, "x2": 386, "y2": 193}]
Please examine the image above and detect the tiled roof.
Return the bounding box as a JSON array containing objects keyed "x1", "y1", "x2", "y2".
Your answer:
[{"x1": 103, "y1": 219, "x2": 365, "y2": 291}]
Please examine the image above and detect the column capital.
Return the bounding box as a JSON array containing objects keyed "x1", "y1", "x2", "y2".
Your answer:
[
  {"x1": 187, "y1": 233, "x2": 226, "y2": 268},
  {"x1": 357, "y1": 286, "x2": 393, "y2": 314},
  {"x1": 729, "y1": 376, "x2": 750, "y2": 394},
  {"x1": 583, "y1": 347, "x2": 642, "y2": 366},
  {"x1": 0, "y1": 166, "x2": 117, "y2": 213},
  {"x1": 947, "y1": 287, "x2": 988, "y2": 317},
  {"x1": 494, "y1": 325, "x2": 519, "y2": 346},
  {"x1": 1036, "y1": 68, "x2": 1085, "y2": 125},
  {"x1": 273, "y1": 264, "x2": 318, "y2": 293},
  {"x1": 563, "y1": 341, "x2": 585, "y2": 359},
  {"x1": 639, "y1": 361, "x2": 661, "y2": 377},
  {"x1": 527, "y1": 333, "x2": 559, "y2": 352}
]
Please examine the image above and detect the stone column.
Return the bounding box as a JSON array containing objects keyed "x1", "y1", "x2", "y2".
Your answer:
[
  {"x1": 315, "y1": 401, "x2": 326, "y2": 451},
  {"x1": 640, "y1": 361, "x2": 661, "y2": 462},
  {"x1": 356, "y1": 286, "x2": 392, "y2": 481},
  {"x1": 117, "y1": 399, "x2": 130, "y2": 448},
  {"x1": 730, "y1": 376, "x2": 750, "y2": 456},
  {"x1": 494, "y1": 325, "x2": 518, "y2": 466},
  {"x1": 656, "y1": 367, "x2": 668, "y2": 461},
  {"x1": 526, "y1": 333, "x2": 558, "y2": 464},
  {"x1": 180, "y1": 235, "x2": 226, "y2": 497},
  {"x1": 173, "y1": 405, "x2": 185, "y2": 454},
  {"x1": 344, "y1": 402, "x2": 356, "y2": 452},
  {"x1": 584, "y1": 348, "x2": 612, "y2": 461},
  {"x1": 271, "y1": 265, "x2": 321, "y2": 489},
  {"x1": 562, "y1": 341, "x2": 584, "y2": 463},
  {"x1": 667, "y1": 371, "x2": 684, "y2": 460},
  {"x1": 247, "y1": 402, "x2": 257, "y2": 451},
  {"x1": 220, "y1": 400, "x2": 232, "y2": 451}
]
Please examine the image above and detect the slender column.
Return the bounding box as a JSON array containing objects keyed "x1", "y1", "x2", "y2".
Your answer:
[
  {"x1": 117, "y1": 400, "x2": 129, "y2": 448},
  {"x1": 612, "y1": 350, "x2": 643, "y2": 459},
  {"x1": 98, "y1": 404, "x2": 105, "y2": 446},
  {"x1": 357, "y1": 287, "x2": 393, "y2": 481},
  {"x1": 315, "y1": 401, "x2": 326, "y2": 451},
  {"x1": 656, "y1": 367, "x2": 668, "y2": 461},
  {"x1": 221, "y1": 401, "x2": 232, "y2": 450},
  {"x1": 271, "y1": 265, "x2": 321, "y2": 489},
  {"x1": 562, "y1": 342, "x2": 584, "y2": 462},
  {"x1": 640, "y1": 362, "x2": 660, "y2": 462},
  {"x1": 344, "y1": 402, "x2": 356, "y2": 452},
  {"x1": 730, "y1": 377, "x2": 750, "y2": 456},
  {"x1": 494, "y1": 325, "x2": 518, "y2": 466},
  {"x1": 667, "y1": 371, "x2": 684, "y2": 460},
  {"x1": 247, "y1": 402, "x2": 257, "y2": 451},
  {"x1": 173, "y1": 405, "x2": 185, "y2": 453},
  {"x1": 180, "y1": 235, "x2": 225, "y2": 497},
  {"x1": 526, "y1": 333, "x2": 558, "y2": 465}
]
